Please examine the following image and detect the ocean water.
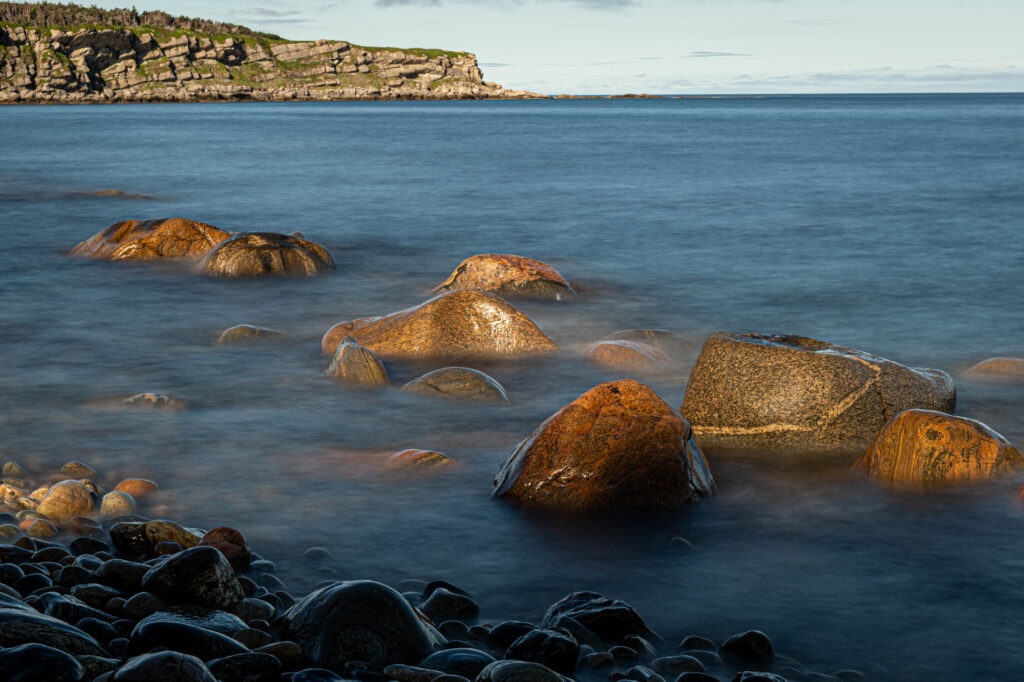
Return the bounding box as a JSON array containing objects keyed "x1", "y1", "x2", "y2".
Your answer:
[{"x1": 1, "y1": 94, "x2": 1023, "y2": 681}]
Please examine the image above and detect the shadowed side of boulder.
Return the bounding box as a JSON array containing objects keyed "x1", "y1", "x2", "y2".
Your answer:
[
  {"x1": 680, "y1": 332, "x2": 956, "y2": 459},
  {"x1": 434, "y1": 254, "x2": 575, "y2": 300},
  {"x1": 321, "y1": 290, "x2": 559, "y2": 361},
  {"x1": 493, "y1": 379, "x2": 715, "y2": 510},
  {"x1": 70, "y1": 218, "x2": 231, "y2": 261},
  {"x1": 854, "y1": 409, "x2": 1024, "y2": 485},
  {"x1": 202, "y1": 232, "x2": 335, "y2": 277}
]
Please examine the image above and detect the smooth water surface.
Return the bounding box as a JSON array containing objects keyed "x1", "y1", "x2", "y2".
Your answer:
[{"x1": 2, "y1": 94, "x2": 1024, "y2": 681}]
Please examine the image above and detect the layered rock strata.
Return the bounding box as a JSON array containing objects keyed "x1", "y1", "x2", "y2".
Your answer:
[{"x1": 0, "y1": 24, "x2": 540, "y2": 103}]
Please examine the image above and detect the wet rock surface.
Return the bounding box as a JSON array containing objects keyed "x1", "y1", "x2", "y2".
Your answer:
[
  {"x1": 583, "y1": 340, "x2": 670, "y2": 374},
  {"x1": 680, "y1": 332, "x2": 956, "y2": 459},
  {"x1": 402, "y1": 367, "x2": 510, "y2": 403},
  {"x1": 964, "y1": 357, "x2": 1024, "y2": 381},
  {"x1": 202, "y1": 232, "x2": 335, "y2": 278},
  {"x1": 853, "y1": 409, "x2": 1024, "y2": 484},
  {"x1": 217, "y1": 325, "x2": 284, "y2": 345},
  {"x1": 70, "y1": 217, "x2": 231, "y2": 261},
  {"x1": 322, "y1": 290, "x2": 559, "y2": 360},
  {"x1": 325, "y1": 337, "x2": 390, "y2": 386},
  {"x1": 434, "y1": 254, "x2": 575, "y2": 300},
  {"x1": 493, "y1": 380, "x2": 715, "y2": 510}
]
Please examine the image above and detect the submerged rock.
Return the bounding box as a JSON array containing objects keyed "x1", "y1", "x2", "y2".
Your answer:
[
  {"x1": 402, "y1": 367, "x2": 509, "y2": 403},
  {"x1": 603, "y1": 329, "x2": 695, "y2": 358},
  {"x1": 964, "y1": 357, "x2": 1024, "y2": 381},
  {"x1": 853, "y1": 409, "x2": 1024, "y2": 485},
  {"x1": 325, "y1": 337, "x2": 390, "y2": 386},
  {"x1": 321, "y1": 290, "x2": 559, "y2": 360},
  {"x1": 434, "y1": 254, "x2": 575, "y2": 300},
  {"x1": 387, "y1": 450, "x2": 457, "y2": 473},
  {"x1": 680, "y1": 332, "x2": 956, "y2": 458},
  {"x1": 122, "y1": 394, "x2": 185, "y2": 409},
  {"x1": 281, "y1": 580, "x2": 445, "y2": 671},
  {"x1": 216, "y1": 325, "x2": 283, "y2": 345},
  {"x1": 583, "y1": 340, "x2": 670, "y2": 374},
  {"x1": 70, "y1": 217, "x2": 231, "y2": 261},
  {"x1": 202, "y1": 232, "x2": 335, "y2": 277},
  {"x1": 718, "y1": 630, "x2": 775, "y2": 666},
  {"x1": 493, "y1": 379, "x2": 715, "y2": 510}
]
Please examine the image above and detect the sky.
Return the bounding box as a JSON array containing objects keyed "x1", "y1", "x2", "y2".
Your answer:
[{"x1": 112, "y1": 0, "x2": 1022, "y2": 94}]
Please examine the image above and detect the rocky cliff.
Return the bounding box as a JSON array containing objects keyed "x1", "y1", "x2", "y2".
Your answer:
[{"x1": 0, "y1": 24, "x2": 539, "y2": 103}]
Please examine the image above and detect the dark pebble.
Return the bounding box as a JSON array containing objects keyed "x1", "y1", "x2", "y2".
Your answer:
[
  {"x1": 488, "y1": 621, "x2": 536, "y2": 649},
  {"x1": 75, "y1": 616, "x2": 121, "y2": 643},
  {"x1": 128, "y1": 620, "x2": 248, "y2": 661},
  {"x1": 651, "y1": 655, "x2": 706, "y2": 677},
  {"x1": 238, "y1": 576, "x2": 258, "y2": 596},
  {"x1": 123, "y1": 591, "x2": 166, "y2": 619},
  {"x1": 624, "y1": 634, "x2": 658, "y2": 660},
  {"x1": 95, "y1": 559, "x2": 150, "y2": 593},
  {"x1": 14, "y1": 571, "x2": 51, "y2": 596},
  {"x1": 207, "y1": 652, "x2": 282, "y2": 682},
  {"x1": 289, "y1": 670, "x2": 346, "y2": 682},
  {"x1": 505, "y1": 628, "x2": 579, "y2": 675},
  {"x1": 833, "y1": 672, "x2": 866, "y2": 682},
  {"x1": 70, "y1": 537, "x2": 110, "y2": 556},
  {"x1": 75, "y1": 555, "x2": 105, "y2": 571},
  {"x1": 71, "y1": 582, "x2": 123, "y2": 608},
  {"x1": 233, "y1": 626, "x2": 274, "y2": 648},
  {"x1": 420, "y1": 648, "x2": 496, "y2": 678},
  {"x1": 732, "y1": 673, "x2": 788, "y2": 682},
  {"x1": 259, "y1": 572, "x2": 288, "y2": 592},
  {"x1": 32, "y1": 546, "x2": 71, "y2": 563},
  {"x1": 581, "y1": 652, "x2": 615, "y2": 669},
  {"x1": 0, "y1": 563, "x2": 25, "y2": 584},
  {"x1": 57, "y1": 564, "x2": 94, "y2": 588},
  {"x1": 676, "y1": 674, "x2": 719, "y2": 682},
  {"x1": 257, "y1": 640, "x2": 305, "y2": 670},
  {"x1": 719, "y1": 631, "x2": 775, "y2": 666},
  {"x1": 249, "y1": 559, "x2": 276, "y2": 573},
  {"x1": 108, "y1": 638, "x2": 129, "y2": 657},
  {"x1": 236, "y1": 596, "x2": 276, "y2": 623},
  {"x1": 439, "y1": 620, "x2": 470, "y2": 640},
  {"x1": 112, "y1": 651, "x2": 216, "y2": 681},
  {"x1": 626, "y1": 666, "x2": 665, "y2": 682},
  {"x1": 421, "y1": 588, "x2": 479, "y2": 623},
  {"x1": 681, "y1": 650, "x2": 722, "y2": 668},
  {"x1": 301, "y1": 547, "x2": 334, "y2": 561},
  {"x1": 0, "y1": 642, "x2": 85, "y2": 682},
  {"x1": 611, "y1": 646, "x2": 640, "y2": 662}
]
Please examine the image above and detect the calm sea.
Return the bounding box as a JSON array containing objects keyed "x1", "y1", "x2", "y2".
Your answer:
[{"x1": 2, "y1": 94, "x2": 1023, "y2": 681}]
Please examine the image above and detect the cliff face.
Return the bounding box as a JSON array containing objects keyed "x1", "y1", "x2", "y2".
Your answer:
[{"x1": 0, "y1": 25, "x2": 538, "y2": 102}]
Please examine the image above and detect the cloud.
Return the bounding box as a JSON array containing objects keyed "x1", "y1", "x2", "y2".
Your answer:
[
  {"x1": 241, "y1": 7, "x2": 307, "y2": 17},
  {"x1": 684, "y1": 51, "x2": 753, "y2": 59}
]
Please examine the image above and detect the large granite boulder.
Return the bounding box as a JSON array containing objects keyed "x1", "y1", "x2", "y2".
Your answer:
[
  {"x1": 140, "y1": 546, "x2": 244, "y2": 610},
  {"x1": 281, "y1": 580, "x2": 445, "y2": 672},
  {"x1": 402, "y1": 367, "x2": 509, "y2": 403},
  {"x1": 680, "y1": 333, "x2": 956, "y2": 459},
  {"x1": 434, "y1": 254, "x2": 575, "y2": 300},
  {"x1": 70, "y1": 218, "x2": 231, "y2": 261},
  {"x1": 202, "y1": 232, "x2": 335, "y2": 277},
  {"x1": 493, "y1": 379, "x2": 715, "y2": 510},
  {"x1": 853, "y1": 409, "x2": 1024, "y2": 485},
  {"x1": 321, "y1": 290, "x2": 559, "y2": 360}
]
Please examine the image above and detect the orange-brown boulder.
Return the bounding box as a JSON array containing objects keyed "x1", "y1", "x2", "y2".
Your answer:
[
  {"x1": 583, "y1": 340, "x2": 670, "y2": 373},
  {"x1": 321, "y1": 290, "x2": 559, "y2": 360},
  {"x1": 435, "y1": 254, "x2": 575, "y2": 300},
  {"x1": 493, "y1": 379, "x2": 715, "y2": 510},
  {"x1": 200, "y1": 526, "x2": 252, "y2": 569},
  {"x1": 854, "y1": 409, "x2": 1024, "y2": 485},
  {"x1": 202, "y1": 232, "x2": 335, "y2": 277},
  {"x1": 70, "y1": 217, "x2": 231, "y2": 261},
  {"x1": 965, "y1": 357, "x2": 1024, "y2": 381},
  {"x1": 325, "y1": 337, "x2": 389, "y2": 386},
  {"x1": 36, "y1": 480, "x2": 95, "y2": 522}
]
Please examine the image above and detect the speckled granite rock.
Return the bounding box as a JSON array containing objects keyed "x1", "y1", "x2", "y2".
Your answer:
[
  {"x1": 321, "y1": 290, "x2": 559, "y2": 361},
  {"x1": 680, "y1": 332, "x2": 956, "y2": 459},
  {"x1": 70, "y1": 218, "x2": 231, "y2": 261},
  {"x1": 434, "y1": 254, "x2": 575, "y2": 300},
  {"x1": 201, "y1": 232, "x2": 334, "y2": 277}
]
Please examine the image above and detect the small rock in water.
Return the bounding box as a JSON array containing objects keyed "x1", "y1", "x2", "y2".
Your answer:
[
  {"x1": 853, "y1": 409, "x2": 1024, "y2": 485},
  {"x1": 202, "y1": 232, "x2": 335, "y2": 278},
  {"x1": 402, "y1": 367, "x2": 510, "y2": 404},
  {"x1": 114, "y1": 478, "x2": 159, "y2": 499},
  {"x1": 964, "y1": 357, "x2": 1024, "y2": 381},
  {"x1": 200, "y1": 527, "x2": 252, "y2": 569},
  {"x1": 61, "y1": 461, "x2": 99, "y2": 479},
  {"x1": 583, "y1": 340, "x2": 670, "y2": 374},
  {"x1": 37, "y1": 480, "x2": 95, "y2": 522},
  {"x1": 718, "y1": 631, "x2": 775, "y2": 666},
  {"x1": 216, "y1": 324, "x2": 283, "y2": 345},
  {"x1": 101, "y1": 492, "x2": 136, "y2": 518},
  {"x1": 505, "y1": 629, "x2": 579, "y2": 675},
  {"x1": 388, "y1": 450, "x2": 457, "y2": 473},
  {"x1": 434, "y1": 254, "x2": 576, "y2": 300},
  {"x1": 325, "y1": 337, "x2": 390, "y2": 386},
  {"x1": 419, "y1": 587, "x2": 480, "y2": 623},
  {"x1": 677, "y1": 635, "x2": 716, "y2": 652},
  {"x1": 2, "y1": 461, "x2": 28, "y2": 477},
  {"x1": 603, "y1": 329, "x2": 696, "y2": 358},
  {"x1": 122, "y1": 394, "x2": 185, "y2": 410},
  {"x1": 543, "y1": 591, "x2": 657, "y2": 642},
  {"x1": 651, "y1": 655, "x2": 706, "y2": 676}
]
